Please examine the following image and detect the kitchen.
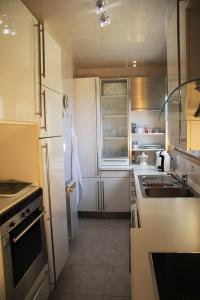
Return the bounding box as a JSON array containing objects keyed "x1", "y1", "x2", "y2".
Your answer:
[{"x1": 0, "y1": 0, "x2": 200, "y2": 300}]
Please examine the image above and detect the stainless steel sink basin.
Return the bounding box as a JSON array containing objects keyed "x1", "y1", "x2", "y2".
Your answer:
[
  {"x1": 144, "y1": 187, "x2": 197, "y2": 198},
  {"x1": 139, "y1": 174, "x2": 199, "y2": 198}
]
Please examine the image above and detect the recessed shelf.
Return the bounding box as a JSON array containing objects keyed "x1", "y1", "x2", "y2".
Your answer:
[
  {"x1": 132, "y1": 133, "x2": 165, "y2": 136},
  {"x1": 101, "y1": 95, "x2": 127, "y2": 98},
  {"x1": 131, "y1": 148, "x2": 165, "y2": 152},
  {"x1": 102, "y1": 114, "x2": 127, "y2": 118},
  {"x1": 103, "y1": 137, "x2": 127, "y2": 140}
]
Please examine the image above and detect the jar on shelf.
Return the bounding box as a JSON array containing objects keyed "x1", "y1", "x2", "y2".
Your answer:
[{"x1": 132, "y1": 140, "x2": 138, "y2": 149}]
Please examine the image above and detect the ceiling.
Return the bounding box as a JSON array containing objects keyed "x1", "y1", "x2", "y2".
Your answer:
[{"x1": 23, "y1": 0, "x2": 170, "y2": 69}]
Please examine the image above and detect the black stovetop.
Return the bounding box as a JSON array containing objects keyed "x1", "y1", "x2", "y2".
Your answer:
[{"x1": 0, "y1": 181, "x2": 32, "y2": 197}]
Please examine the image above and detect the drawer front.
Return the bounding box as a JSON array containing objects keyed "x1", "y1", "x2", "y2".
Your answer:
[
  {"x1": 100, "y1": 170, "x2": 130, "y2": 178},
  {"x1": 33, "y1": 273, "x2": 50, "y2": 300}
]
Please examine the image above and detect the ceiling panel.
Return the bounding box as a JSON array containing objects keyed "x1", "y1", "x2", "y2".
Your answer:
[{"x1": 22, "y1": 0, "x2": 169, "y2": 69}]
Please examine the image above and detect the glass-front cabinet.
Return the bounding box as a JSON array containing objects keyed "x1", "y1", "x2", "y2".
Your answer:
[{"x1": 100, "y1": 79, "x2": 129, "y2": 166}]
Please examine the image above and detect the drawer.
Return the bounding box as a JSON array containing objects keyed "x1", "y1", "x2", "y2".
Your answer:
[
  {"x1": 33, "y1": 273, "x2": 50, "y2": 300},
  {"x1": 100, "y1": 170, "x2": 130, "y2": 178}
]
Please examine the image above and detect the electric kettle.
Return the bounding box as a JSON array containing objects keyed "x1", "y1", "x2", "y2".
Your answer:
[
  {"x1": 137, "y1": 152, "x2": 148, "y2": 166},
  {"x1": 156, "y1": 150, "x2": 170, "y2": 171}
]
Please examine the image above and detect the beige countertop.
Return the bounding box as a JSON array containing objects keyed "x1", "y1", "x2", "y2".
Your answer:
[
  {"x1": 130, "y1": 165, "x2": 200, "y2": 300},
  {"x1": 0, "y1": 186, "x2": 40, "y2": 215}
]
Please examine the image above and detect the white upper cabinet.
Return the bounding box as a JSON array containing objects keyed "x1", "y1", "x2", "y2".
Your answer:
[
  {"x1": 74, "y1": 78, "x2": 100, "y2": 177},
  {"x1": 40, "y1": 87, "x2": 63, "y2": 138},
  {"x1": 0, "y1": 0, "x2": 39, "y2": 122},
  {"x1": 40, "y1": 29, "x2": 62, "y2": 93}
]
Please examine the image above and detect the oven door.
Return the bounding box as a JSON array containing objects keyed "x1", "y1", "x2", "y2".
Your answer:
[{"x1": 2, "y1": 208, "x2": 47, "y2": 300}]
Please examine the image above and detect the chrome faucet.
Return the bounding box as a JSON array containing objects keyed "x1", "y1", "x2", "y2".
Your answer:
[{"x1": 182, "y1": 174, "x2": 188, "y2": 186}]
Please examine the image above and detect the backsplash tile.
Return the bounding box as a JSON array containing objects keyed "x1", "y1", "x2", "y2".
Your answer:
[{"x1": 174, "y1": 153, "x2": 200, "y2": 187}]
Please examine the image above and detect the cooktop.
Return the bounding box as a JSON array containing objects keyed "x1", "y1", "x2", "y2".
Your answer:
[{"x1": 0, "y1": 181, "x2": 32, "y2": 197}]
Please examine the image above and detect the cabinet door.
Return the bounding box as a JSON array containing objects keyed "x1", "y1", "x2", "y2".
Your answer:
[
  {"x1": 102, "y1": 177, "x2": 130, "y2": 212},
  {"x1": 79, "y1": 178, "x2": 100, "y2": 212},
  {"x1": 41, "y1": 137, "x2": 68, "y2": 286},
  {"x1": 0, "y1": 0, "x2": 39, "y2": 122},
  {"x1": 166, "y1": 1, "x2": 179, "y2": 94},
  {"x1": 74, "y1": 78, "x2": 99, "y2": 177},
  {"x1": 41, "y1": 29, "x2": 62, "y2": 93},
  {"x1": 40, "y1": 88, "x2": 63, "y2": 138}
]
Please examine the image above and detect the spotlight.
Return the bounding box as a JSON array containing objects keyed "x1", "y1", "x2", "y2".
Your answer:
[
  {"x1": 2, "y1": 24, "x2": 11, "y2": 35},
  {"x1": 96, "y1": 0, "x2": 107, "y2": 14},
  {"x1": 100, "y1": 12, "x2": 110, "y2": 27}
]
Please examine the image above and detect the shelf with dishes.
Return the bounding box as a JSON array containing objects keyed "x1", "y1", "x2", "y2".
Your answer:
[
  {"x1": 132, "y1": 133, "x2": 165, "y2": 136},
  {"x1": 102, "y1": 114, "x2": 127, "y2": 118},
  {"x1": 103, "y1": 137, "x2": 127, "y2": 140},
  {"x1": 131, "y1": 148, "x2": 165, "y2": 152}
]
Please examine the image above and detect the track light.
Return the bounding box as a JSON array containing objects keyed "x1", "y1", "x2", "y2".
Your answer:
[
  {"x1": 100, "y1": 12, "x2": 110, "y2": 27},
  {"x1": 96, "y1": 0, "x2": 107, "y2": 14},
  {"x1": 2, "y1": 24, "x2": 11, "y2": 35}
]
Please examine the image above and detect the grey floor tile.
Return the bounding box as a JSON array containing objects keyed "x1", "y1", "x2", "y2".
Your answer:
[
  {"x1": 111, "y1": 230, "x2": 130, "y2": 247},
  {"x1": 72, "y1": 228, "x2": 112, "y2": 249},
  {"x1": 111, "y1": 219, "x2": 130, "y2": 231},
  {"x1": 56, "y1": 265, "x2": 107, "y2": 296},
  {"x1": 104, "y1": 266, "x2": 131, "y2": 297},
  {"x1": 68, "y1": 246, "x2": 109, "y2": 266},
  {"x1": 109, "y1": 245, "x2": 129, "y2": 268},
  {"x1": 78, "y1": 218, "x2": 113, "y2": 230}
]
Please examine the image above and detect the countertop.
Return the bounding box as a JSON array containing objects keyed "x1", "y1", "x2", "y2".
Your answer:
[
  {"x1": 130, "y1": 165, "x2": 200, "y2": 300},
  {"x1": 0, "y1": 186, "x2": 40, "y2": 215}
]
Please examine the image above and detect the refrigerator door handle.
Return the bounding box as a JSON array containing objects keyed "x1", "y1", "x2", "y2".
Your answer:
[{"x1": 42, "y1": 143, "x2": 56, "y2": 284}]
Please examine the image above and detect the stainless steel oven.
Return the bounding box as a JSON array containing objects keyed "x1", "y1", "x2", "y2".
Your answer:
[{"x1": 0, "y1": 188, "x2": 47, "y2": 300}]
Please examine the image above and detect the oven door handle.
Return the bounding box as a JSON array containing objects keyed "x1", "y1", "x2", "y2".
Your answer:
[{"x1": 12, "y1": 210, "x2": 45, "y2": 243}]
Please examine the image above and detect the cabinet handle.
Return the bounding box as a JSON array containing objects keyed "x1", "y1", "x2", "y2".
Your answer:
[
  {"x1": 41, "y1": 90, "x2": 47, "y2": 131},
  {"x1": 101, "y1": 181, "x2": 105, "y2": 211},
  {"x1": 40, "y1": 24, "x2": 46, "y2": 78},
  {"x1": 95, "y1": 78, "x2": 99, "y2": 177},
  {"x1": 35, "y1": 22, "x2": 42, "y2": 117},
  {"x1": 42, "y1": 143, "x2": 57, "y2": 283},
  {"x1": 97, "y1": 181, "x2": 100, "y2": 211}
]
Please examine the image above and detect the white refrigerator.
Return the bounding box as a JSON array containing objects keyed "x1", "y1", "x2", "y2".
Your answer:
[
  {"x1": 38, "y1": 27, "x2": 69, "y2": 289},
  {"x1": 39, "y1": 87, "x2": 69, "y2": 289}
]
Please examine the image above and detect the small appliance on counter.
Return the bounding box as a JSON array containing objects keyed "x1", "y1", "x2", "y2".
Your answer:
[
  {"x1": 137, "y1": 152, "x2": 148, "y2": 166},
  {"x1": 156, "y1": 150, "x2": 170, "y2": 172}
]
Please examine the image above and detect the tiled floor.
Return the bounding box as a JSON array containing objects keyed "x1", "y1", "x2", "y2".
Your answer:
[{"x1": 51, "y1": 218, "x2": 131, "y2": 300}]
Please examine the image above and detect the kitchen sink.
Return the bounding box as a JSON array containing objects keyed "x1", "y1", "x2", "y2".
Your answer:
[
  {"x1": 139, "y1": 174, "x2": 200, "y2": 198},
  {"x1": 144, "y1": 187, "x2": 197, "y2": 197}
]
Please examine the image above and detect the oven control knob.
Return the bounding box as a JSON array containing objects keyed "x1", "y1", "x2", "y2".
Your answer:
[
  {"x1": 21, "y1": 212, "x2": 26, "y2": 218},
  {"x1": 26, "y1": 208, "x2": 31, "y2": 214},
  {"x1": 9, "y1": 222, "x2": 15, "y2": 228}
]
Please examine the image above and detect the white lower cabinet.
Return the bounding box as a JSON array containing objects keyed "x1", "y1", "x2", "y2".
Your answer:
[
  {"x1": 79, "y1": 177, "x2": 100, "y2": 211},
  {"x1": 101, "y1": 177, "x2": 130, "y2": 212},
  {"x1": 79, "y1": 172, "x2": 130, "y2": 213}
]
